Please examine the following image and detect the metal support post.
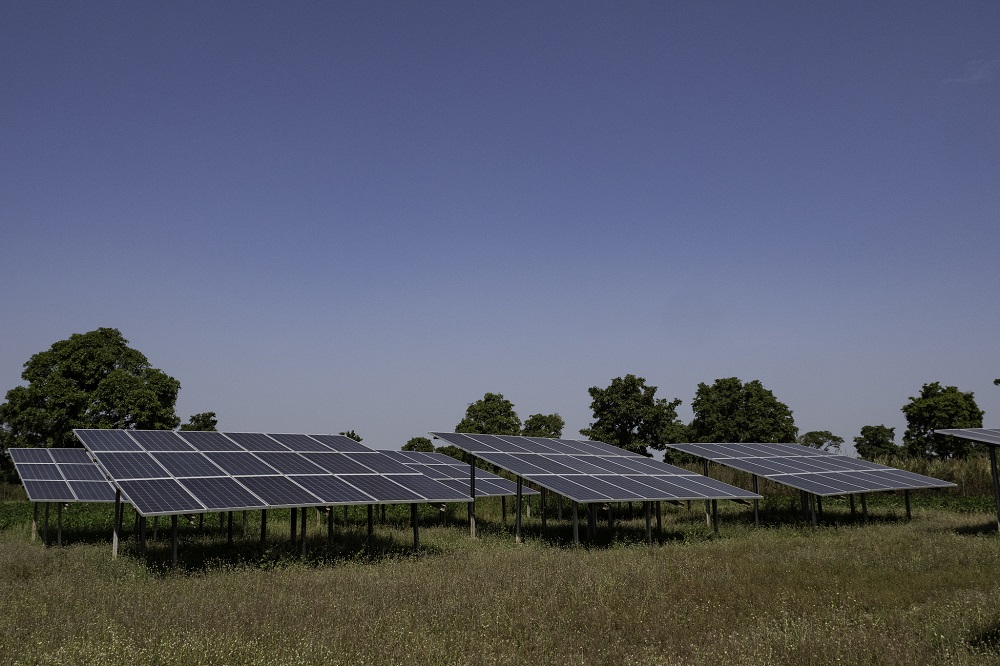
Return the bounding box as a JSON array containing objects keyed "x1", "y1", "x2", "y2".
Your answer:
[
  {"x1": 260, "y1": 509, "x2": 268, "y2": 550},
  {"x1": 328, "y1": 506, "x2": 334, "y2": 548},
  {"x1": 656, "y1": 501, "x2": 662, "y2": 535},
  {"x1": 990, "y1": 446, "x2": 1000, "y2": 533},
  {"x1": 608, "y1": 503, "x2": 614, "y2": 536},
  {"x1": 57, "y1": 503, "x2": 63, "y2": 547},
  {"x1": 501, "y1": 496, "x2": 506, "y2": 523},
  {"x1": 301, "y1": 506, "x2": 307, "y2": 557},
  {"x1": 587, "y1": 504, "x2": 596, "y2": 542},
  {"x1": 850, "y1": 494, "x2": 856, "y2": 519},
  {"x1": 541, "y1": 487, "x2": 547, "y2": 533},
  {"x1": 367, "y1": 504, "x2": 374, "y2": 551},
  {"x1": 711, "y1": 499, "x2": 718, "y2": 534},
  {"x1": 112, "y1": 491, "x2": 120, "y2": 558},
  {"x1": 290, "y1": 508, "x2": 297, "y2": 545},
  {"x1": 752, "y1": 475, "x2": 760, "y2": 528},
  {"x1": 469, "y1": 461, "x2": 476, "y2": 538},
  {"x1": 31, "y1": 503, "x2": 37, "y2": 541},
  {"x1": 645, "y1": 501, "x2": 652, "y2": 544},
  {"x1": 515, "y1": 477, "x2": 523, "y2": 543},
  {"x1": 198, "y1": 513, "x2": 204, "y2": 531},
  {"x1": 171, "y1": 515, "x2": 178, "y2": 568},
  {"x1": 810, "y1": 495, "x2": 818, "y2": 528},
  {"x1": 138, "y1": 515, "x2": 145, "y2": 554},
  {"x1": 227, "y1": 511, "x2": 233, "y2": 546},
  {"x1": 817, "y1": 495, "x2": 823, "y2": 521},
  {"x1": 344, "y1": 505, "x2": 349, "y2": 524},
  {"x1": 411, "y1": 503, "x2": 419, "y2": 553},
  {"x1": 219, "y1": 511, "x2": 224, "y2": 533},
  {"x1": 904, "y1": 490, "x2": 911, "y2": 520},
  {"x1": 861, "y1": 493, "x2": 867, "y2": 524},
  {"x1": 153, "y1": 516, "x2": 158, "y2": 540},
  {"x1": 557, "y1": 495, "x2": 562, "y2": 521},
  {"x1": 572, "y1": 502, "x2": 579, "y2": 545}
]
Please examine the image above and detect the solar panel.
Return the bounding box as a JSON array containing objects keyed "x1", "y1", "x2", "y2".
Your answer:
[
  {"x1": 7, "y1": 447, "x2": 119, "y2": 503},
  {"x1": 73, "y1": 430, "x2": 484, "y2": 516},
  {"x1": 431, "y1": 433, "x2": 760, "y2": 502},
  {"x1": 665, "y1": 442, "x2": 956, "y2": 496},
  {"x1": 935, "y1": 428, "x2": 1000, "y2": 446},
  {"x1": 388, "y1": 450, "x2": 540, "y2": 497}
]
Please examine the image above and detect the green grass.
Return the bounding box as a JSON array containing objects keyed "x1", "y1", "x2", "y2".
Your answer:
[{"x1": 2, "y1": 496, "x2": 1000, "y2": 665}]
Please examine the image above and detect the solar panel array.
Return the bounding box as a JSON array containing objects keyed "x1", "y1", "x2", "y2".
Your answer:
[
  {"x1": 430, "y1": 433, "x2": 761, "y2": 502},
  {"x1": 935, "y1": 428, "x2": 1000, "y2": 446},
  {"x1": 8, "y1": 448, "x2": 117, "y2": 503},
  {"x1": 74, "y1": 430, "x2": 473, "y2": 516},
  {"x1": 666, "y1": 442, "x2": 956, "y2": 496},
  {"x1": 382, "y1": 450, "x2": 539, "y2": 498}
]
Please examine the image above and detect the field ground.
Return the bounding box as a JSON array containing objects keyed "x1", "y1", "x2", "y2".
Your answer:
[{"x1": 2, "y1": 491, "x2": 1000, "y2": 665}]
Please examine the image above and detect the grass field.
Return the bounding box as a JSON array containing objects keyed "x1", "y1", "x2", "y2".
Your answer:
[{"x1": 2, "y1": 491, "x2": 1000, "y2": 665}]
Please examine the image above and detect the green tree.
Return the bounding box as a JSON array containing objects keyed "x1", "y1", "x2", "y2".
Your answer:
[
  {"x1": 580, "y1": 374, "x2": 686, "y2": 456},
  {"x1": 901, "y1": 382, "x2": 984, "y2": 458},
  {"x1": 0, "y1": 328, "x2": 180, "y2": 450},
  {"x1": 797, "y1": 430, "x2": 844, "y2": 452},
  {"x1": 339, "y1": 430, "x2": 362, "y2": 442},
  {"x1": 688, "y1": 377, "x2": 797, "y2": 443},
  {"x1": 435, "y1": 444, "x2": 472, "y2": 464},
  {"x1": 455, "y1": 393, "x2": 522, "y2": 435},
  {"x1": 180, "y1": 412, "x2": 217, "y2": 431},
  {"x1": 522, "y1": 413, "x2": 565, "y2": 438},
  {"x1": 853, "y1": 425, "x2": 899, "y2": 460},
  {"x1": 402, "y1": 436, "x2": 434, "y2": 452}
]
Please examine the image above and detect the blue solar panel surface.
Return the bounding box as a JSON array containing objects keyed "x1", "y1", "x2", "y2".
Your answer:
[
  {"x1": 430, "y1": 433, "x2": 761, "y2": 502},
  {"x1": 666, "y1": 442, "x2": 957, "y2": 496},
  {"x1": 74, "y1": 430, "x2": 473, "y2": 516},
  {"x1": 7, "y1": 448, "x2": 118, "y2": 503}
]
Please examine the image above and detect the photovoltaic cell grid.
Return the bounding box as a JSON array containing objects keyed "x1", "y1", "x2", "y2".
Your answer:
[
  {"x1": 74, "y1": 430, "x2": 472, "y2": 516},
  {"x1": 665, "y1": 442, "x2": 956, "y2": 496},
  {"x1": 935, "y1": 429, "x2": 1000, "y2": 446},
  {"x1": 382, "y1": 450, "x2": 539, "y2": 498},
  {"x1": 430, "y1": 433, "x2": 761, "y2": 503},
  {"x1": 7, "y1": 448, "x2": 117, "y2": 502}
]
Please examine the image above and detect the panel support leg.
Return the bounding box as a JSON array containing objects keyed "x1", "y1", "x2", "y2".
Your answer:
[
  {"x1": 328, "y1": 507, "x2": 334, "y2": 548},
  {"x1": 31, "y1": 503, "x2": 37, "y2": 542},
  {"x1": 850, "y1": 494, "x2": 856, "y2": 520},
  {"x1": 301, "y1": 506, "x2": 307, "y2": 557},
  {"x1": 171, "y1": 515, "x2": 178, "y2": 568},
  {"x1": 861, "y1": 493, "x2": 867, "y2": 525},
  {"x1": 711, "y1": 499, "x2": 718, "y2": 534},
  {"x1": 587, "y1": 504, "x2": 596, "y2": 542},
  {"x1": 501, "y1": 496, "x2": 506, "y2": 523},
  {"x1": 411, "y1": 503, "x2": 419, "y2": 553},
  {"x1": 57, "y1": 503, "x2": 63, "y2": 548},
  {"x1": 290, "y1": 508, "x2": 297, "y2": 545},
  {"x1": 608, "y1": 502, "x2": 614, "y2": 538},
  {"x1": 153, "y1": 516, "x2": 158, "y2": 540},
  {"x1": 469, "y1": 461, "x2": 476, "y2": 538},
  {"x1": 572, "y1": 502, "x2": 579, "y2": 545},
  {"x1": 344, "y1": 505, "x2": 349, "y2": 524},
  {"x1": 515, "y1": 477, "x2": 523, "y2": 544},
  {"x1": 541, "y1": 487, "x2": 547, "y2": 534},
  {"x1": 557, "y1": 496, "x2": 562, "y2": 521},
  {"x1": 112, "y1": 491, "x2": 120, "y2": 558},
  {"x1": 645, "y1": 501, "x2": 652, "y2": 544},
  {"x1": 138, "y1": 515, "x2": 145, "y2": 554},
  {"x1": 705, "y1": 498, "x2": 712, "y2": 528},
  {"x1": 656, "y1": 501, "x2": 662, "y2": 535},
  {"x1": 367, "y1": 504, "x2": 374, "y2": 552},
  {"x1": 752, "y1": 475, "x2": 760, "y2": 528},
  {"x1": 227, "y1": 511, "x2": 233, "y2": 546},
  {"x1": 817, "y1": 495, "x2": 823, "y2": 521},
  {"x1": 904, "y1": 489, "x2": 911, "y2": 520},
  {"x1": 260, "y1": 509, "x2": 267, "y2": 551},
  {"x1": 990, "y1": 446, "x2": 1000, "y2": 533}
]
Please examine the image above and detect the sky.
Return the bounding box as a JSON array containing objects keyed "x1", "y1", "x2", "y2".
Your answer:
[{"x1": 2, "y1": 2, "x2": 997, "y2": 454}]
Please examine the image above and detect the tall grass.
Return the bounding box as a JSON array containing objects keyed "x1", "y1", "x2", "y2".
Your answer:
[{"x1": 2, "y1": 496, "x2": 1000, "y2": 665}]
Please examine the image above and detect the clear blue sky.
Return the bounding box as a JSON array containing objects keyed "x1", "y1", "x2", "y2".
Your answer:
[{"x1": 2, "y1": 2, "x2": 997, "y2": 453}]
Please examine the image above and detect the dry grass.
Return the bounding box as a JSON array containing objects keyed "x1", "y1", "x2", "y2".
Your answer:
[{"x1": 1, "y1": 496, "x2": 1000, "y2": 665}]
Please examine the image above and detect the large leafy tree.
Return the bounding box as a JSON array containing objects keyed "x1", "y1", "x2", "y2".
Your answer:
[
  {"x1": 402, "y1": 436, "x2": 435, "y2": 452},
  {"x1": 580, "y1": 374, "x2": 686, "y2": 456},
  {"x1": 0, "y1": 328, "x2": 181, "y2": 450},
  {"x1": 688, "y1": 377, "x2": 797, "y2": 443},
  {"x1": 797, "y1": 430, "x2": 844, "y2": 452},
  {"x1": 522, "y1": 413, "x2": 565, "y2": 438},
  {"x1": 853, "y1": 425, "x2": 899, "y2": 460},
  {"x1": 180, "y1": 412, "x2": 218, "y2": 431},
  {"x1": 901, "y1": 382, "x2": 984, "y2": 458},
  {"x1": 339, "y1": 430, "x2": 362, "y2": 442},
  {"x1": 455, "y1": 393, "x2": 522, "y2": 435}
]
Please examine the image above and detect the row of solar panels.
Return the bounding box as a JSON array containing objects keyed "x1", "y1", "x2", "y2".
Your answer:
[
  {"x1": 10, "y1": 435, "x2": 536, "y2": 514},
  {"x1": 431, "y1": 433, "x2": 955, "y2": 499}
]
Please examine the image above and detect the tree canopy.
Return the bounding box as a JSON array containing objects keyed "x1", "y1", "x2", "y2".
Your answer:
[
  {"x1": 0, "y1": 328, "x2": 181, "y2": 449},
  {"x1": 522, "y1": 413, "x2": 565, "y2": 438},
  {"x1": 901, "y1": 382, "x2": 984, "y2": 458},
  {"x1": 455, "y1": 393, "x2": 522, "y2": 435},
  {"x1": 339, "y1": 430, "x2": 363, "y2": 442},
  {"x1": 853, "y1": 424, "x2": 899, "y2": 460},
  {"x1": 579, "y1": 374, "x2": 685, "y2": 456},
  {"x1": 402, "y1": 436, "x2": 434, "y2": 452},
  {"x1": 180, "y1": 412, "x2": 218, "y2": 431},
  {"x1": 797, "y1": 430, "x2": 844, "y2": 452},
  {"x1": 688, "y1": 377, "x2": 797, "y2": 443}
]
